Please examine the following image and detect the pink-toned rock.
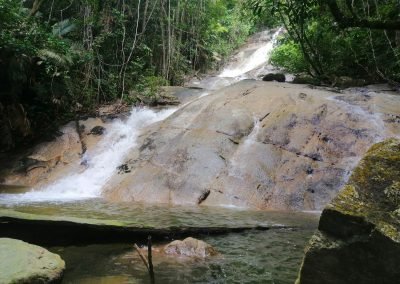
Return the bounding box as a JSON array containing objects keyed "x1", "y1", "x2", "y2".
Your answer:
[{"x1": 164, "y1": 237, "x2": 218, "y2": 258}]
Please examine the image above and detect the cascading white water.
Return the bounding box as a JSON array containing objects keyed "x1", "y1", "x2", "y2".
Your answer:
[
  {"x1": 228, "y1": 118, "x2": 261, "y2": 178},
  {"x1": 186, "y1": 28, "x2": 284, "y2": 91},
  {"x1": 219, "y1": 28, "x2": 283, "y2": 78},
  {"x1": 0, "y1": 28, "x2": 284, "y2": 204},
  {"x1": 0, "y1": 108, "x2": 176, "y2": 203}
]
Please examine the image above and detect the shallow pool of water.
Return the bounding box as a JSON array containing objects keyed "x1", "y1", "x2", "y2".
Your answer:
[
  {"x1": 0, "y1": 199, "x2": 318, "y2": 283},
  {"x1": 52, "y1": 228, "x2": 314, "y2": 284}
]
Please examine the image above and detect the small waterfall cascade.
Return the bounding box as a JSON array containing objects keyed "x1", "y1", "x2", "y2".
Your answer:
[
  {"x1": 187, "y1": 28, "x2": 284, "y2": 90},
  {"x1": 228, "y1": 118, "x2": 262, "y2": 178},
  {"x1": 219, "y1": 28, "x2": 283, "y2": 78},
  {"x1": 0, "y1": 108, "x2": 176, "y2": 203},
  {"x1": 0, "y1": 28, "x2": 284, "y2": 204}
]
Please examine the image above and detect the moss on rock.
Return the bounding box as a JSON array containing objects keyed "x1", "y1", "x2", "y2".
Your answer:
[
  {"x1": 297, "y1": 138, "x2": 400, "y2": 284},
  {"x1": 0, "y1": 238, "x2": 65, "y2": 284}
]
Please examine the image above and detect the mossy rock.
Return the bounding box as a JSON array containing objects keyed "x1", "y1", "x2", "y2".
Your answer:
[
  {"x1": 0, "y1": 238, "x2": 65, "y2": 284},
  {"x1": 297, "y1": 138, "x2": 400, "y2": 284},
  {"x1": 292, "y1": 74, "x2": 320, "y2": 85}
]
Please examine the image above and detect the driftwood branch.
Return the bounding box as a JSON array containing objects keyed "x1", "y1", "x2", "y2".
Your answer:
[
  {"x1": 134, "y1": 236, "x2": 155, "y2": 283},
  {"x1": 326, "y1": 0, "x2": 400, "y2": 30},
  {"x1": 148, "y1": 236, "x2": 155, "y2": 283},
  {"x1": 134, "y1": 243, "x2": 149, "y2": 271}
]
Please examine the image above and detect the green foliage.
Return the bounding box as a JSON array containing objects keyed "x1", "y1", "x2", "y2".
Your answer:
[
  {"x1": 0, "y1": 0, "x2": 261, "y2": 150},
  {"x1": 270, "y1": 39, "x2": 307, "y2": 73},
  {"x1": 248, "y1": 0, "x2": 400, "y2": 84},
  {"x1": 135, "y1": 76, "x2": 169, "y2": 102}
]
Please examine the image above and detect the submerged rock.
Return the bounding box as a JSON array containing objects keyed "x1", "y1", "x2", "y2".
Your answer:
[
  {"x1": 75, "y1": 276, "x2": 137, "y2": 284},
  {"x1": 296, "y1": 139, "x2": 400, "y2": 284},
  {"x1": 0, "y1": 238, "x2": 65, "y2": 284},
  {"x1": 164, "y1": 237, "x2": 218, "y2": 258}
]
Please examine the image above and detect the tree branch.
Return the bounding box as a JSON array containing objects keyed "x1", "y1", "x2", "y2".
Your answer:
[
  {"x1": 29, "y1": 0, "x2": 45, "y2": 17},
  {"x1": 326, "y1": 0, "x2": 400, "y2": 30}
]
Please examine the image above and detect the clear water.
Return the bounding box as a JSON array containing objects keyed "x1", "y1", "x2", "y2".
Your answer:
[
  {"x1": 0, "y1": 199, "x2": 318, "y2": 229},
  {"x1": 53, "y1": 229, "x2": 314, "y2": 284},
  {"x1": 12, "y1": 201, "x2": 318, "y2": 284},
  {"x1": 0, "y1": 201, "x2": 318, "y2": 283}
]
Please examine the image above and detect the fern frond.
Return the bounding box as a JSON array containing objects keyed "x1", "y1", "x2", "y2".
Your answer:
[
  {"x1": 37, "y1": 49, "x2": 71, "y2": 66},
  {"x1": 52, "y1": 19, "x2": 76, "y2": 37}
]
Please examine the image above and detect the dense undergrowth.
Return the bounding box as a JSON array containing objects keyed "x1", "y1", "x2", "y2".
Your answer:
[
  {"x1": 248, "y1": 0, "x2": 400, "y2": 85},
  {"x1": 2, "y1": 0, "x2": 399, "y2": 151}
]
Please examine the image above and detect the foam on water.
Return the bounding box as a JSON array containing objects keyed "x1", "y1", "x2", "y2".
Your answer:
[{"x1": 0, "y1": 108, "x2": 176, "y2": 204}]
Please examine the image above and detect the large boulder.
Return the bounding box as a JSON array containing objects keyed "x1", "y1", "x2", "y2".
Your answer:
[
  {"x1": 0, "y1": 238, "x2": 65, "y2": 284},
  {"x1": 103, "y1": 81, "x2": 400, "y2": 210},
  {"x1": 262, "y1": 73, "x2": 286, "y2": 82},
  {"x1": 1, "y1": 117, "x2": 107, "y2": 188},
  {"x1": 164, "y1": 237, "x2": 218, "y2": 258},
  {"x1": 296, "y1": 139, "x2": 400, "y2": 284},
  {"x1": 2, "y1": 122, "x2": 83, "y2": 187}
]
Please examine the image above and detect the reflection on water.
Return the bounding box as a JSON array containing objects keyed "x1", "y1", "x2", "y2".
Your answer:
[
  {"x1": 1, "y1": 200, "x2": 318, "y2": 283},
  {"x1": 0, "y1": 199, "x2": 319, "y2": 229},
  {"x1": 53, "y1": 228, "x2": 313, "y2": 284}
]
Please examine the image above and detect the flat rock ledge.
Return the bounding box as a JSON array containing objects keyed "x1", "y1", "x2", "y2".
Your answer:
[
  {"x1": 296, "y1": 138, "x2": 400, "y2": 284},
  {"x1": 0, "y1": 209, "x2": 288, "y2": 246},
  {"x1": 0, "y1": 238, "x2": 65, "y2": 284}
]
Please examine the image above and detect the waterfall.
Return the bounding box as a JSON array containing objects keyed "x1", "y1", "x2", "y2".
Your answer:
[
  {"x1": 0, "y1": 29, "x2": 283, "y2": 204},
  {"x1": 0, "y1": 108, "x2": 176, "y2": 203},
  {"x1": 219, "y1": 28, "x2": 283, "y2": 78},
  {"x1": 228, "y1": 118, "x2": 261, "y2": 178},
  {"x1": 187, "y1": 28, "x2": 283, "y2": 90}
]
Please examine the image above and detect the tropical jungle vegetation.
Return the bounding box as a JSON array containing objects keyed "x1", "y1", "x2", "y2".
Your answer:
[
  {"x1": 1, "y1": 0, "x2": 399, "y2": 151},
  {"x1": 250, "y1": 0, "x2": 400, "y2": 83}
]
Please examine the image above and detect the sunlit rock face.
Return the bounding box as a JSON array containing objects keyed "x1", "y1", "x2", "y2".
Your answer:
[
  {"x1": 103, "y1": 80, "x2": 400, "y2": 210},
  {"x1": 296, "y1": 139, "x2": 400, "y2": 284},
  {"x1": 2, "y1": 80, "x2": 399, "y2": 210}
]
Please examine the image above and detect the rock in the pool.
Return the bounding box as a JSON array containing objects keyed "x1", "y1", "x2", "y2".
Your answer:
[
  {"x1": 164, "y1": 237, "x2": 218, "y2": 258},
  {"x1": 0, "y1": 238, "x2": 65, "y2": 284}
]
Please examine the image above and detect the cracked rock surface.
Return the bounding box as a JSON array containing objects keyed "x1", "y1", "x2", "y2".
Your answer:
[{"x1": 102, "y1": 81, "x2": 400, "y2": 210}]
